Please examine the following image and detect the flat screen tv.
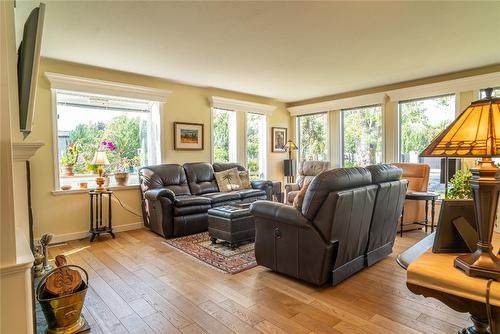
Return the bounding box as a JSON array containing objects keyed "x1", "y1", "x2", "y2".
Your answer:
[{"x1": 17, "y1": 3, "x2": 45, "y2": 138}]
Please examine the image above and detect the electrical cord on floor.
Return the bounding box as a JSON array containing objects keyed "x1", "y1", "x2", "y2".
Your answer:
[
  {"x1": 486, "y1": 279, "x2": 494, "y2": 334},
  {"x1": 111, "y1": 193, "x2": 142, "y2": 218}
]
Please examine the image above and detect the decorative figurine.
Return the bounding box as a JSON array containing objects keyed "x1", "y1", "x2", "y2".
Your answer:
[{"x1": 39, "y1": 233, "x2": 54, "y2": 272}]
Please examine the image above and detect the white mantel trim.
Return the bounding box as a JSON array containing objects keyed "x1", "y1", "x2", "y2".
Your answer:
[
  {"x1": 45, "y1": 72, "x2": 171, "y2": 102},
  {"x1": 12, "y1": 142, "x2": 44, "y2": 161},
  {"x1": 288, "y1": 71, "x2": 500, "y2": 116},
  {"x1": 0, "y1": 228, "x2": 34, "y2": 278},
  {"x1": 211, "y1": 96, "x2": 276, "y2": 115}
]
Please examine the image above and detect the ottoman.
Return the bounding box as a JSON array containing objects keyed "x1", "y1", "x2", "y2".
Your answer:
[{"x1": 207, "y1": 204, "x2": 254, "y2": 249}]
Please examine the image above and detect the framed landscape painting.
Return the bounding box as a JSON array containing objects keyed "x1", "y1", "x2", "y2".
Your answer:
[
  {"x1": 272, "y1": 127, "x2": 287, "y2": 152},
  {"x1": 174, "y1": 122, "x2": 204, "y2": 150}
]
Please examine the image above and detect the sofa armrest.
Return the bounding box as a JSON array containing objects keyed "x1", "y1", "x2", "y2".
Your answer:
[
  {"x1": 251, "y1": 200, "x2": 310, "y2": 228},
  {"x1": 251, "y1": 180, "x2": 273, "y2": 200},
  {"x1": 144, "y1": 188, "x2": 175, "y2": 201},
  {"x1": 285, "y1": 183, "x2": 300, "y2": 192}
]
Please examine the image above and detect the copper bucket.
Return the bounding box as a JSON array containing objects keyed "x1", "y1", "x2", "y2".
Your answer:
[{"x1": 36, "y1": 265, "x2": 88, "y2": 334}]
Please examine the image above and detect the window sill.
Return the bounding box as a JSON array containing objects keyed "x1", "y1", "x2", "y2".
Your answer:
[{"x1": 51, "y1": 184, "x2": 140, "y2": 196}]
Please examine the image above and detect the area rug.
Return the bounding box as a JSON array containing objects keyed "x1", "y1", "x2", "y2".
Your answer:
[{"x1": 163, "y1": 232, "x2": 257, "y2": 274}]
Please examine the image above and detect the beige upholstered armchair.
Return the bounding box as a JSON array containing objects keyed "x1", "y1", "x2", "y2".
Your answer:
[
  {"x1": 285, "y1": 160, "x2": 330, "y2": 204},
  {"x1": 392, "y1": 162, "x2": 430, "y2": 231}
]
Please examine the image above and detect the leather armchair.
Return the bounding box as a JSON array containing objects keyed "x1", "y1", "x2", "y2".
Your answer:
[
  {"x1": 252, "y1": 167, "x2": 377, "y2": 286},
  {"x1": 284, "y1": 160, "x2": 330, "y2": 204},
  {"x1": 392, "y1": 163, "x2": 430, "y2": 231}
]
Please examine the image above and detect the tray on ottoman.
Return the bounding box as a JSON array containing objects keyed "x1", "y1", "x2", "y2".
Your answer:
[{"x1": 208, "y1": 203, "x2": 254, "y2": 249}]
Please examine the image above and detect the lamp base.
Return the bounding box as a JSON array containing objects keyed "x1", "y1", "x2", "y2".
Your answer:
[
  {"x1": 95, "y1": 176, "x2": 106, "y2": 192},
  {"x1": 454, "y1": 249, "x2": 500, "y2": 281}
]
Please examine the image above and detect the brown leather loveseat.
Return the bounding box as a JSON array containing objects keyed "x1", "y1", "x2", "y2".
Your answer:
[
  {"x1": 139, "y1": 162, "x2": 272, "y2": 238},
  {"x1": 251, "y1": 164, "x2": 407, "y2": 286}
]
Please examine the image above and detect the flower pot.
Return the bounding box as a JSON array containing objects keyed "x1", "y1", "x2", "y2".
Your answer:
[
  {"x1": 63, "y1": 166, "x2": 74, "y2": 176},
  {"x1": 114, "y1": 172, "x2": 129, "y2": 186}
]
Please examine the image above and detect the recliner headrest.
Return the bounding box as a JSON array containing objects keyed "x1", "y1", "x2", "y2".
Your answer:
[{"x1": 366, "y1": 164, "x2": 402, "y2": 184}]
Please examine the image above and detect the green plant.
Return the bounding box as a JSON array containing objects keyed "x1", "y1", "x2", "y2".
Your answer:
[
  {"x1": 60, "y1": 144, "x2": 79, "y2": 167},
  {"x1": 447, "y1": 169, "x2": 472, "y2": 200}
]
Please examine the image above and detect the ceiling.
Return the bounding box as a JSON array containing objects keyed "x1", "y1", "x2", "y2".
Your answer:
[{"x1": 15, "y1": 1, "x2": 500, "y2": 102}]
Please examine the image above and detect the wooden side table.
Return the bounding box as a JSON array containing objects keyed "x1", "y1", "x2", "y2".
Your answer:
[
  {"x1": 89, "y1": 190, "x2": 115, "y2": 242},
  {"x1": 400, "y1": 191, "x2": 439, "y2": 237}
]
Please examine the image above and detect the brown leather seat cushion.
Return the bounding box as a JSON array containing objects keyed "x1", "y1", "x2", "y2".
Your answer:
[{"x1": 200, "y1": 192, "x2": 240, "y2": 204}]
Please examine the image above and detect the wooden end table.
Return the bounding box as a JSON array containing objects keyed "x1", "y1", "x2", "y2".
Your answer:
[
  {"x1": 89, "y1": 190, "x2": 115, "y2": 242},
  {"x1": 400, "y1": 191, "x2": 439, "y2": 237}
]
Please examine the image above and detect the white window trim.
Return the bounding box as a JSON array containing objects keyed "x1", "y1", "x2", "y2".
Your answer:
[
  {"x1": 45, "y1": 72, "x2": 170, "y2": 192},
  {"x1": 210, "y1": 96, "x2": 275, "y2": 116}
]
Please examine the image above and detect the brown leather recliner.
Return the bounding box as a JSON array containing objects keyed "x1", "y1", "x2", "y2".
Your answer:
[
  {"x1": 252, "y1": 164, "x2": 407, "y2": 286},
  {"x1": 392, "y1": 163, "x2": 430, "y2": 230},
  {"x1": 284, "y1": 160, "x2": 330, "y2": 204}
]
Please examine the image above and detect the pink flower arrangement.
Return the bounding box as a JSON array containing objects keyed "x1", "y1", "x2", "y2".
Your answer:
[{"x1": 100, "y1": 140, "x2": 116, "y2": 151}]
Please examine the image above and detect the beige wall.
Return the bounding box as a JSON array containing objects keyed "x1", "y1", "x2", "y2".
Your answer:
[{"x1": 28, "y1": 58, "x2": 290, "y2": 239}]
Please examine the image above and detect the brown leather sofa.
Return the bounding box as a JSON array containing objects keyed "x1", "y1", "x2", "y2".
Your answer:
[
  {"x1": 251, "y1": 164, "x2": 406, "y2": 286},
  {"x1": 284, "y1": 160, "x2": 330, "y2": 204},
  {"x1": 139, "y1": 162, "x2": 272, "y2": 238},
  {"x1": 392, "y1": 162, "x2": 430, "y2": 231}
]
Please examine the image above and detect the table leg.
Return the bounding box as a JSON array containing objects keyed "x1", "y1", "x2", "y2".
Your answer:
[
  {"x1": 425, "y1": 200, "x2": 429, "y2": 233},
  {"x1": 400, "y1": 205, "x2": 405, "y2": 237},
  {"x1": 431, "y1": 198, "x2": 436, "y2": 233}
]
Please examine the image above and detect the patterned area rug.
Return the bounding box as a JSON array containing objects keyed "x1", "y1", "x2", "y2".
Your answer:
[{"x1": 163, "y1": 232, "x2": 257, "y2": 274}]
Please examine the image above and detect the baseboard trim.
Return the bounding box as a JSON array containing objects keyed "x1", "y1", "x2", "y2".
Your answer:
[{"x1": 50, "y1": 222, "x2": 144, "y2": 243}]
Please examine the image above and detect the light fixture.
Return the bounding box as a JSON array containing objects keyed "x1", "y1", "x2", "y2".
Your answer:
[
  {"x1": 91, "y1": 151, "x2": 110, "y2": 192},
  {"x1": 420, "y1": 88, "x2": 500, "y2": 280}
]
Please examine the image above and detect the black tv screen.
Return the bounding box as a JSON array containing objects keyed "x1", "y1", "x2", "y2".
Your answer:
[{"x1": 17, "y1": 3, "x2": 45, "y2": 137}]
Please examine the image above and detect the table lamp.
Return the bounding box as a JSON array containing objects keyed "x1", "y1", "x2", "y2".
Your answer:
[
  {"x1": 420, "y1": 88, "x2": 500, "y2": 280},
  {"x1": 91, "y1": 151, "x2": 110, "y2": 192},
  {"x1": 284, "y1": 140, "x2": 298, "y2": 183}
]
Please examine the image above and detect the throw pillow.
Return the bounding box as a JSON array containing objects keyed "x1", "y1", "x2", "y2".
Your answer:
[
  {"x1": 293, "y1": 180, "x2": 312, "y2": 209},
  {"x1": 239, "y1": 171, "x2": 252, "y2": 189},
  {"x1": 214, "y1": 168, "x2": 243, "y2": 192}
]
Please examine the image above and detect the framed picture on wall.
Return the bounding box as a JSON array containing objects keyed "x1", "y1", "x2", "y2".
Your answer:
[
  {"x1": 272, "y1": 127, "x2": 287, "y2": 152},
  {"x1": 174, "y1": 122, "x2": 204, "y2": 150}
]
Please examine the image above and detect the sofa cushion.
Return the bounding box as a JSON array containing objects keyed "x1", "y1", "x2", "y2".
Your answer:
[
  {"x1": 234, "y1": 188, "x2": 266, "y2": 199},
  {"x1": 214, "y1": 168, "x2": 243, "y2": 192},
  {"x1": 213, "y1": 162, "x2": 247, "y2": 172},
  {"x1": 201, "y1": 192, "x2": 240, "y2": 204},
  {"x1": 366, "y1": 164, "x2": 402, "y2": 184},
  {"x1": 173, "y1": 195, "x2": 211, "y2": 207},
  {"x1": 139, "y1": 164, "x2": 191, "y2": 196},
  {"x1": 287, "y1": 190, "x2": 299, "y2": 204},
  {"x1": 184, "y1": 162, "x2": 219, "y2": 195},
  {"x1": 174, "y1": 204, "x2": 211, "y2": 217}
]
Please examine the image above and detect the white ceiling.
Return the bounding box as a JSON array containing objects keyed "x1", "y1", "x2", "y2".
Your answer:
[{"x1": 15, "y1": 1, "x2": 500, "y2": 102}]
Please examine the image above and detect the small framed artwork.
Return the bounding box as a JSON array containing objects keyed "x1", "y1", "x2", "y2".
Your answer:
[
  {"x1": 272, "y1": 127, "x2": 287, "y2": 152},
  {"x1": 174, "y1": 122, "x2": 204, "y2": 150}
]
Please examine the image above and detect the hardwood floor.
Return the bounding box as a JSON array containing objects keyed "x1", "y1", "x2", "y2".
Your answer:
[{"x1": 47, "y1": 229, "x2": 469, "y2": 334}]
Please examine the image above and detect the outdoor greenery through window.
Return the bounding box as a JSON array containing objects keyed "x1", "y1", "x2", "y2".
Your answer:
[
  {"x1": 297, "y1": 113, "x2": 328, "y2": 161},
  {"x1": 56, "y1": 91, "x2": 160, "y2": 190},
  {"x1": 342, "y1": 105, "x2": 383, "y2": 167},
  {"x1": 212, "y1": 108, "x2": 237, "y2": 162},
  {"x1": 399, "y1": 94, "x2": 456, "y2": 195},
  {"x1": 480, "y1": 87, "x2": 500, "y2": 98},
  {"x1": 246, "y1": 113, "x2": 266, "y2": 180}
]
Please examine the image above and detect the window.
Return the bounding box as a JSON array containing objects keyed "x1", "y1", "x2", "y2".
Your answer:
[
  {"x1": 399, "y1": 94, "x2": 456, "y2": 195},
  {"x1": 246, "y1": 113, "x2": 266, "y2": 180},
  {"x1": 480, "y1": 87, "x2": 500, "y2": 98},
  {"x1": 55, "y1": 90, "x2": 160, "y2": 189},
  {"x1": 212, "y1": 108, "x2": 237, "y2": 162},
  {"x1": 342, "y1": 105, "x2": 383, "y2": 167},
  {"x1": 297, "y1": 113, "x2": 328, "y2": 161}
]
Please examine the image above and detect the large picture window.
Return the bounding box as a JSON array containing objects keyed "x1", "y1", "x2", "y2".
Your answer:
[
  {"x1": 246, "y1": 113, "x2": 267, "y2": 180},
  {"x1": 342, "y1": 105, "x2": 383, "y2": 167},
  {"x1": 55, "y1": 90, "x2": 160, "y2": 190},
  {"x1": 297, "y1": 113, "x2": 328, "y2": 161},
  {"x1": 212, "y1": 108, "x2": 237, "y2": 162},
  {"x1": 399, "y1": 94, "x2": 456, "y2": 194}
]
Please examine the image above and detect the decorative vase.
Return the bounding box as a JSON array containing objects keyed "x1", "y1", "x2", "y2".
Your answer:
[
  {"x1": 114, "y1": 172, "x2": 129, "y2": 186},
  {"x1": 63, "y1": 165, "x2": 74, "y2": 176}
]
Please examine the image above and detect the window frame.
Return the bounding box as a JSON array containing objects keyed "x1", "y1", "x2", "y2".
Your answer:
[
  {"x1": 211, "y1": 107, "x2": 238, "y2": 163},
  {"x1": 245, "y1": 111, "x2": 267, "y2": 180},
  {"x1": 340, "y1": 103, "x2": 384, "y2": 167},
  {"x1": 296, "y1": 112, "x2": 330, "y2": 162}
]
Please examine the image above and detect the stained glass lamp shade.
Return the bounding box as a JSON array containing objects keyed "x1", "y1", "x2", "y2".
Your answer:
[{"x1": 420, "y1": 88, "x2": 500, "y2": 280}]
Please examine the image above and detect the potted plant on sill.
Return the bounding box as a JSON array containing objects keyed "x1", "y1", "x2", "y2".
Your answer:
[{"x1": 60, "y1": 143, "x2": 79, "y2": 176}]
